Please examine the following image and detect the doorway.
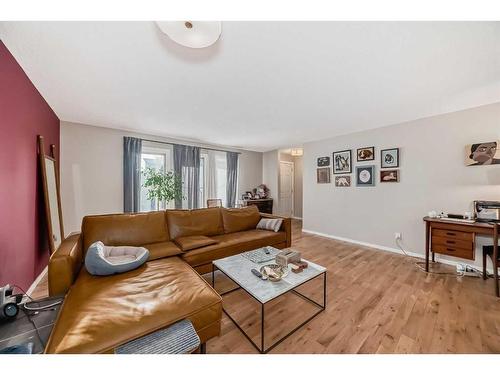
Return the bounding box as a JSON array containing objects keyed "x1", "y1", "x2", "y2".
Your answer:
[{"x1": 279, "y1": 161, "x2": 294, "y2": 217}]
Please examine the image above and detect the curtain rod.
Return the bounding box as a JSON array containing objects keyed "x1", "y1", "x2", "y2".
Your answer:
[{"x1": 139, "y1": 138, "x2": 242, "y2": 155}]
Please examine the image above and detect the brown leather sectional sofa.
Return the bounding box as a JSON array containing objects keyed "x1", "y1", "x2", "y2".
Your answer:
[{"x1": 44, "y1": 206, "x2": 291, "y2": 354}]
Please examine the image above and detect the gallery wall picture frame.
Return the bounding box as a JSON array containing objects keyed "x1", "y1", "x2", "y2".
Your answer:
[
  {"x1": 380, "y1": 169, "x2": 399, "y2": 183},
  {"x1": 317, "y1": 167, "x2": 331, "y2": 183},
  {"x1": 317, "y1": 156, "x2": 330, "y2": 167},
  {"x1": 381, "y1": 148, "x2": 399, "y2": 168},
  {"x1": 357, "y1": 146, "x2": 375, "y2": 162},
  {"x1": 356, "y1": 165, "x2": 375, "y2": 187},
  {"x1": 333, "y1": 149, "x2": 352, "y2": 174},
  {"x1": 465, "y1": 140, "x2": 500, "y2": 166},
  {"x1": 335, "y1": 175, "x2": 351, "y2": 187}
]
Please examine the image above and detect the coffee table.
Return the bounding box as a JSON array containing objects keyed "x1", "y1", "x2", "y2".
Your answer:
[{"x1": 212, "y1": 249, "x2": 327, "y2": 353}]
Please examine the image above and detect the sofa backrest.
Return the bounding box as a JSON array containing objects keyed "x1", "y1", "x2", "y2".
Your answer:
[
  {"x1": 166, "y1": 208, "x2": 224, "y2": 239},
  {"x1": 81, "y1": 211, "x2": 169, "y2": 254},
  {"x1": 221, "y1": 205, "x2": 261, "y2": 234}
]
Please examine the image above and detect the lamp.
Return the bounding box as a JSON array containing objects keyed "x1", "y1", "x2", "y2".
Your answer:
[
  {"x1": 156, "y1": 21, "x2": 222, "y2": 49},
  {"x1": 291, "y1": 148, "x2": 303, "y2": 156}
]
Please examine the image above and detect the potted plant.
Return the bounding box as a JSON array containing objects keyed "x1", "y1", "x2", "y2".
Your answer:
[{"x1": 142, "y1": 167, "x2": 183, "y2": 210}]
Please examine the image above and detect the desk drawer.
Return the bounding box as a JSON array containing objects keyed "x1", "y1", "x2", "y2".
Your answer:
[
  {"x1": 432, "y1": 244, "x2": 474, "y2": 260},
  {"x1": 431, "y1": 236, "x2": 473, "y2": 251},
  {"x1": 432, "y1": 228, "x2": 473, "y2": 241}
]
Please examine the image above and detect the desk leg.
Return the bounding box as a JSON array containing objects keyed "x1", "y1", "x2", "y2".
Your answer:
[
  {"x1": 494, "y1": 224, "x2": 499, "y2": 297},
  {"x1": 425, "y1": 222, "x2": 430, "y2": 272}
]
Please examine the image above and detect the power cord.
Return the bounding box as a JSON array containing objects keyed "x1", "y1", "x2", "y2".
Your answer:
[
  {"x1": 395, "y1": 238, "x2": 468, "y2": 277},
  {"x1": 12, "y1": 284, "x2": 62, "y2": 311}
]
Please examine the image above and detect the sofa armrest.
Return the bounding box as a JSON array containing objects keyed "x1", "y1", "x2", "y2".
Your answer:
[
  {"x1": 48, "y1": 233, "x2": 83, "y2": 297},
  {"x1": 259, "y1": 213, "x2": 292, "y2": 247}
]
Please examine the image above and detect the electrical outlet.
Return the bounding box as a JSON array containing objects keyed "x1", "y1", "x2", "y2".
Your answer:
[{"x1": 394, "y1": 232, "x2": 402, "y2": 240}]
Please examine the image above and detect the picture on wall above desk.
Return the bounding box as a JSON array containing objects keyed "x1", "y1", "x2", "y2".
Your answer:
[
  {"x1": 317, "y1": 156, "x2": 330, "y2": 167},
  {"x1": 381, "y1": 148, "x2": 399, "y2": 168},
  {"x1": 380, "y1": 169, "x2": 399, "y2": 183},
  {"x1": 465, "y1": 140, "x2": 500, "y2": 166},
  {"x1": 335, "y1": 175, "x2": 351, "y2": 187},
  {"x1": 356, "y1": 165, "x2": 375, "y2": 187},
  {"x1": 317, "y1": 167, "x2": 331, "y2": 183},
  {"x1": 357, "y1": 146, "x2": 375, "y2": 162},
  {"x1": 333, "y1": 149, "x2": 352, "y2": 174}
]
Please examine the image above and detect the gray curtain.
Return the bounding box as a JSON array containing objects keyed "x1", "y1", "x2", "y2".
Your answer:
[
  {"x1": 123, "y1": 137, "x2": 142, "y2": 213},
  {"x1": 173, "y1": 144, "x2": 200, "y2": 209},
  {"x1": 226, "y1": 152, "x2": 239, "y2": 208}
]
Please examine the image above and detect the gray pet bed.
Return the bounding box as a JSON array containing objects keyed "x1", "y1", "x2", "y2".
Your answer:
[{"x1": 85, "y1": 241, "x2": 149, "y2": 276}]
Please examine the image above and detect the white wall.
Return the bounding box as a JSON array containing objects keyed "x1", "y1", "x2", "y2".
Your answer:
[
  {"x1": 303, "y1": 102, "x2": 500, "y2": 269},
  {"x1": 61, "y1": 121, "x2": 263, "y2": 233}
]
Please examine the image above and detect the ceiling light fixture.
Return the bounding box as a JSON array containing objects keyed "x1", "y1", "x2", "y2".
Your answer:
[
  {"x1": 156, "y1": 21, "x2": 222, "y2": 49},
  {"x1": 291, "y1": 148, "x2": 303, "y2": 156}
]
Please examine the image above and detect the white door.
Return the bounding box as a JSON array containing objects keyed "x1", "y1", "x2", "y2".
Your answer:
[{"x1": 279, "y1": 161, "x2": 294, "y2": 217}]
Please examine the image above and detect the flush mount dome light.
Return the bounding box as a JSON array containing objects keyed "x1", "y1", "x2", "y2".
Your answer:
[{"x1": 156, "y1": 21, "x2": 222, "y2": 48}]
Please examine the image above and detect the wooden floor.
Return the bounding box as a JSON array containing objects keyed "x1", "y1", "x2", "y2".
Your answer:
[{"x1": 33, "y1": 219, "x2": 500, "y2": 353}]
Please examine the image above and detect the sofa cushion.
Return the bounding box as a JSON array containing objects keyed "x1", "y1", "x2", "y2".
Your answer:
[
  {"x1": 174, "y1": 236, "x2": 218, "y2": 251},
  {"x1": 81, "y1": 211, "x2": 169, "y2": 255},
  {"x1": 143, "y1": 241, "x2": 183, "y2": 260},
  {"x1": 166, "y1": 208, "x2": 224, "y2": 239},
  {"x1": 221, "y1": 206, "x2": 261, "y2": 234},
  {"x1": 44, "y1": 257, "x2": 222, "y2": 354},
  {"x1": 182, "y1": 229, "x2": 286, "y2": 268}
]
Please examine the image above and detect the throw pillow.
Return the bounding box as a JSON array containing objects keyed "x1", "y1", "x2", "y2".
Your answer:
[
  {"x1": 85, "y1": 241, "x2": 149, "y2": 276},
  {"x1": 256, "y1": 218, "x2": 283, "y2": 232}
]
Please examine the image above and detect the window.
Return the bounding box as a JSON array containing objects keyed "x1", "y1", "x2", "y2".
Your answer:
[
  {"x1": 140, "y1": 143, "x2": 173, "y2": 212},
  {"x1": 199, "y1": 150, "x2": 228, "y2": 207}
]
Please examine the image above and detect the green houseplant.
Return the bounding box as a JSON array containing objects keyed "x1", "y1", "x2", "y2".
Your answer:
[{"x1": 142, "y1": 167, "x2": 183, "y2": 210}]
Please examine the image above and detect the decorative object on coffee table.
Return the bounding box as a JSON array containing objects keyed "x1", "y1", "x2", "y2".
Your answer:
[
  {"x1": 381, "y1": 148, "x2": 399, "y2": 168},
  {"x1": 357, "y1": 146, "x2": 375, "y2": 162},
  {"x1": 333, "y1": 149, "x2": 352, "y2": 174},
  {"x1": 317, "y1": 167, "x2": 331, "y2": 183},
  {"x1": 275, "y1": 249, "x2": 301, "y2": 267},
  {"x1": 356, "y1": 165, "x2": 375, "y2": 187},
  {"x1": 212, "y1": 250, "x2": 326, "y2": 353}
]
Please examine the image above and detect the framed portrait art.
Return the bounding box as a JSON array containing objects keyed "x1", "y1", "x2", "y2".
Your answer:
[
  {"x1": 333, "y1": 149, "x2": 352, "y2": 174},
  {"x1": 380, "y1": 169, "x2": 399, "y2": 183},
  {"x1": 335, "y1": 175, "x2": 351, "y2": 187},
  {"x1": 317, "y1": 156, "x2": 330, "y2": 167},
  {"x1": 465, "y1": 141, "x2": 500, "y2": 166},
  {"x1": 381, "y1": 148, "x2": 399, "y2": 168},
  {"x1": 357, "y1": 146, "x2": 375, "y2": 162},
  {"x1": 317, "y1": 167, "x2": 331, "y2": 183},
  {"x1": 356, "y1": 165, "x2": 375, "y2": 187}
]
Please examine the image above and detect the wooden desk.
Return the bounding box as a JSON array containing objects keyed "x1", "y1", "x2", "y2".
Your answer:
[
  {"x1": 244, "y1": 198, "x2": 273, "y2": 214},
  {"x1": 423, "y1": 217, "x2": 498, "y2": 295}
]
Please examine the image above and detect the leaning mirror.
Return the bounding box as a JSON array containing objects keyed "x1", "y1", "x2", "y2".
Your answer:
[{"x1": 38, "y1": 135, "x2": 64, "y2": 253}]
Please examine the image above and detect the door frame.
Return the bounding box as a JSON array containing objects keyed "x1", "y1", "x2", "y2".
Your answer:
[{"x1": 279, "y1": 160, "x2": 294, "y2": 217}]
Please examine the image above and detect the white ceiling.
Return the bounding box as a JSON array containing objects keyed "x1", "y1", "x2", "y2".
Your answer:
[{"x1": 1, "y1": 21, "x2": 500, "y2": 152}]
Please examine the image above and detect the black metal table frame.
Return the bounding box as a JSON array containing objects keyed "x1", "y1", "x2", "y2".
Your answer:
[{"x1": 212, "y1": 264, "x2": 327, "y2": 354}]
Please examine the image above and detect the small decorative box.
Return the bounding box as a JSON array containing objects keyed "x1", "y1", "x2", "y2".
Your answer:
[{"x1": 275, "y1": 250, "x2": 301, "y2": 267}]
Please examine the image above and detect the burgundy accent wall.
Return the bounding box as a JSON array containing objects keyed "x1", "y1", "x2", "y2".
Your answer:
[{"x1": 0, "y1": 41, "x2": 60, "y2": 290}]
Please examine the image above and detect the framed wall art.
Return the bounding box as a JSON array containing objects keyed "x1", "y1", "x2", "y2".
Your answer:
[
  {"x1": 380, "y1": 169, "x2": 399, "y2": 183},
  {"x1": 317, "y1": 167, "x2": 331, "y2": 183},
  {"x1": 334, "y1": 175, "x2": 351, "y2": 187},
  {"x1": 357, "y1": 146, "x2": 375, "y2": 162},
  {"x1": 465, "y1": 141, "x2": 500, "y2": 166},
  {"x1": 333, "y1": 149, "x2": 352, "y2": 174},
  {"x1": 317, "y1": 156, "x2": 330, "y2": 167},
  {"x1": 356, "y1": 165, "x2": 375, "y2": 187},
  {"x1": 381, "y1": 148, "x2": 399, "y2": 168}
]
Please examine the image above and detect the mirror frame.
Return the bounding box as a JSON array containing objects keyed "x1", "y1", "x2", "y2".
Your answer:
[{"x1": 38, "y1": 135, "x2": 64, "y2": 254}]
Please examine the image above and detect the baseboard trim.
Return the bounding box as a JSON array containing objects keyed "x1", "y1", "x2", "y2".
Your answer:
[
  {"x1": 26, "y1": 266, "x2": 48, "y2": 299},
  {"x1": 301, "y1": 228, "x2": 494, "y2": 274}
]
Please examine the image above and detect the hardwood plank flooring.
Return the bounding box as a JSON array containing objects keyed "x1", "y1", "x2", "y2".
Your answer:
[{"x1": 31, "y1": 219, "x2": 500, "y2": 353}]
